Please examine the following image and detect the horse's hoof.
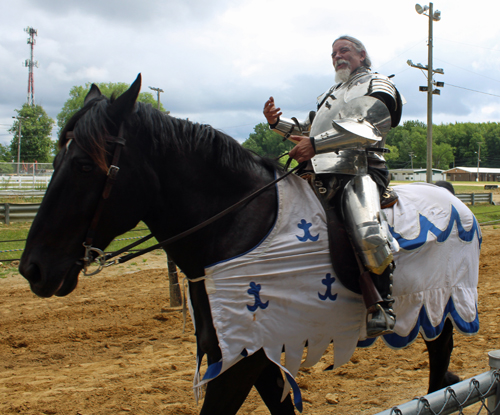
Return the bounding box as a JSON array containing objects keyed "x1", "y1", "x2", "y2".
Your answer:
[{"x1": 444, "y1": 371, "x2": 461, "y2": 387}]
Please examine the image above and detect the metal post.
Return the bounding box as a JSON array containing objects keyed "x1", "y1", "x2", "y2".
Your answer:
[
  {"x1": 426, "y1": 2, "x2": 434, "y2": 184},
  {"x1": 489, "y1": 350, "x2": 500, "y2": 415},
  {"x1": 5, "y1": 204, "x2": 10, "y2": 225},
  {"x1": 167, "y1": 259, "x2": 182, "y2": 307}
]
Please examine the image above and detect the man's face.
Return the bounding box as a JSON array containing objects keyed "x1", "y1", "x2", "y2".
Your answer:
[{"x1": 331, "y1": 39, "x2": 366, "y2": 74}]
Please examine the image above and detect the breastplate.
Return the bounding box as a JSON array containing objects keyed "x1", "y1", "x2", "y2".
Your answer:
[{"x1": 310, "y1": 72, "x2": 392, "y2": 175}]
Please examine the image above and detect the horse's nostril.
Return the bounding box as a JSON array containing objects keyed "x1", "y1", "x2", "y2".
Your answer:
[{"x1": 21, "y1": 263, "x2": 43, "y2": 286}]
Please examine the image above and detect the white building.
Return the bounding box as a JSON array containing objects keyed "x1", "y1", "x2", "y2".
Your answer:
[{"x1": 389, "y1": 168, "x2": 446, "y2": 182}]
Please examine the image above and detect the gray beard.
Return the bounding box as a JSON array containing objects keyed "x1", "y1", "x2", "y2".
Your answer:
[{"x1": 335, "y1": 67, "x2": 351, "y2": 83}]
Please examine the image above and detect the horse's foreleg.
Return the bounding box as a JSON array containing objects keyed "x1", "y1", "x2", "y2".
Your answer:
[
  {"x1": 254, "y1": 361, "x2": 296, "y2": 415},
  {"x1": 200, "y1": 349, "x2": 274, "y2": 415},
  {"x1": 424, "y1": 318, "x2": 460, "y2": 393}
]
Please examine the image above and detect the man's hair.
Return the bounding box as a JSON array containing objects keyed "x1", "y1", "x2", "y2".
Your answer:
[{"x1": 333, "y1": 35, "x2": 372, "y2": 69}]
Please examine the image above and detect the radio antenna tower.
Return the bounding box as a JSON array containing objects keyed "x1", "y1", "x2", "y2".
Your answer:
[{"x1": 24, "y1": 26, "x2": 39, "y2": 106}]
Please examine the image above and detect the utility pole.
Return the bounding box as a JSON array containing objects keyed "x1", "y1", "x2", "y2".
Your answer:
[
  {"x1": 409, "y1": 152, "x2": 415, "y2": 170},
  {"x1": 148, "y1": 86, "x2": 164, "y2": 110},
  {"x1": 24, "y1": 27, "x2": 39, "y2": 106},
  {"x1": 476, "y1": 142, "x2": 482, "y2": 182},
  {"x1": 147, "y1": 85, "x2": 182, "y2": 306},
  {"x1": 407, "y1": 3, "x2": 444, "y2": 183}
]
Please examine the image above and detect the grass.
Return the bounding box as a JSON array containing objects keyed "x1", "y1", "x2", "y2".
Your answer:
[
  {"x1": 0, "y1": 196, "x2": 44, "y2": 204},
  {"x1": 469, "y1": 204, "x2": 500, "y2": 226},
  {"x1": 390, "y1": 180, "x2": 499, "y2": 195}
]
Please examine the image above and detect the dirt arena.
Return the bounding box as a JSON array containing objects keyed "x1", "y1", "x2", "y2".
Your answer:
[{"x1": 1, "y1": 227, "x2": 499, "y2": 415}]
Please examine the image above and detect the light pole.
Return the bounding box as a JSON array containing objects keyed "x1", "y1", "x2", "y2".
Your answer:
[
  {"x1": 409, "y1": 152, "x2": 415, "y2": 170},
  {"x1": 12, "y1": 116, "x2": 23, "y2": 175},
  {"x1": 408, "y1": 3, "x2": 443, "y2": 183}
]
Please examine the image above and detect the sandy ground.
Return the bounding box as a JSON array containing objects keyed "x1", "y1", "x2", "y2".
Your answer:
[{"x1": 1, "y1": 228, "x2": 499, "y2": 415}]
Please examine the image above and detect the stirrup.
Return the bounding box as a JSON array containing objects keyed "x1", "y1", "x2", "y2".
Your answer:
[{"x1": 366, "y1": 303, "x2": 396, "y2": 337}]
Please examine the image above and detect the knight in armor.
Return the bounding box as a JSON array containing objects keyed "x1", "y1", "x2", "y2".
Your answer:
[{"x1": 263, "y1": 35, "x2": 404, "y2": 337}]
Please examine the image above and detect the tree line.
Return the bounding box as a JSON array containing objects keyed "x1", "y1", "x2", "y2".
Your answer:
[
  {"x1": 4, "y1": 83, "x2": 500, "y2": 172},
  {"x1": 242, "y1": 120, "x2": 500, "y2": 170}
]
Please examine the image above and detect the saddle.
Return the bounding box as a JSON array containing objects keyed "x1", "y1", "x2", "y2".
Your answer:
[{"x1": 299, "y1": 171, "x2": 398, "y2": 295}]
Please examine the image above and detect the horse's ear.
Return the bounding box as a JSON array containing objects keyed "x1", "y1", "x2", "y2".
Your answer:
[
  {"x1": 84, "y1": 84, "x2": 102, "y2": 106},
  {"x1": 108, "y1": 74, "x2": 142, "y2": 124}
]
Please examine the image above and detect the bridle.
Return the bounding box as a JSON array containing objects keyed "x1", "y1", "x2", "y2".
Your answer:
[
  {"x1": 67, "y1": 125, "x2": 302, "y2": 276},
  {"x1": 66, "y1": 125, "x2": 132, "y2": 275}
]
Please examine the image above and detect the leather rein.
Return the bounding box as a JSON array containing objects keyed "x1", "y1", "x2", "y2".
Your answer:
[{"x1": 67, "y1": 127, "x2": 301, "y2": 276}]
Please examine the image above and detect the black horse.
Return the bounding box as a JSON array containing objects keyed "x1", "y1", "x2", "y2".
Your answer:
[{"x1": 19, "y1": 75, "x2": 479, "y2": 414}]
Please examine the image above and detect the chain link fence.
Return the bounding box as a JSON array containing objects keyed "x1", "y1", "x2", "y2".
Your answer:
[{"x1": 376, "y1": 351, "x2": 500, "y2": 415}]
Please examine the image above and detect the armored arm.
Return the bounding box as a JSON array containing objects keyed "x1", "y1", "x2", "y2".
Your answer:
[{"x1": 270, "y1": 111, "x2": 316, "y2": 142}]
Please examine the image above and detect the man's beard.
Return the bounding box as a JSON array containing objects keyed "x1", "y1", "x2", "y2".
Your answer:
[{"x1": 335, "y1": 59, "x2": 351, "y2": 83}]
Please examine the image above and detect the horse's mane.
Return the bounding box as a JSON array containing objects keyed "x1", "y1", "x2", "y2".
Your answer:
[{"x1": 60, "y1": 96, "x2": 282, "y2": 174}]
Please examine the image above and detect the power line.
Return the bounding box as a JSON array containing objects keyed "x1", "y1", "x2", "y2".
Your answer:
[
  {"x1": 435, "y1": 58, "x2": 500, "y2": 84},
  {"x1": 446, "y1": 83, "x2": 500, "y2": 98},
  {"x1": 436, "y1": 37, "x2": 500, "y2": 53}
]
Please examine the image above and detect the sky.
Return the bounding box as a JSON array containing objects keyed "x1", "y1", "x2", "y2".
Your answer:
[{"x1": 1, "y1": 0, "x2": 500, "y2": 148}]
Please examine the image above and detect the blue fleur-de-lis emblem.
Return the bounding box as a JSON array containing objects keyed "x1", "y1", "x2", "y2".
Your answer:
[
  {"x1": 318, "y1": 273, "x2": 338, "y2": 301},
  {"x1": 247, "y1": 282, "x2": 269, "y2": 312},
  {"x1": 296, "y1": 219, "x2": 319, "y2": 242}
]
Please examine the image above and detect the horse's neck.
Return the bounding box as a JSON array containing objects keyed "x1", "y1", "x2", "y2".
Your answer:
[{"x1": 146, "y1": 159, "x2": 278, "y2": 278}]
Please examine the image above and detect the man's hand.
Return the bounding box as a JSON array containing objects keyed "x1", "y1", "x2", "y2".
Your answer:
[
  {"x1": 289, "y1": 135, "x2": 315, "y2": 163},
  {"x1": 263, "y1": 97, "x2": 282, "y2": 125}
]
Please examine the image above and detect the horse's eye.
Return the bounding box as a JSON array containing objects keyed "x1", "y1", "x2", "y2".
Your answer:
[{"x1": 81, "y1": 164, "x2": 94, "y2": 173}]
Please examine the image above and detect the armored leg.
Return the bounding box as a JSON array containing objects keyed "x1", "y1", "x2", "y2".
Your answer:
[{"x1": 342, "y1": 175, "x2": 396, "y2": 337}]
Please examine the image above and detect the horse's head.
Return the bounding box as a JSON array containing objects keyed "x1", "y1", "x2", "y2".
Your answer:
[{"x1": 19, "y1": 74, "x2": 154, "y2": 297}]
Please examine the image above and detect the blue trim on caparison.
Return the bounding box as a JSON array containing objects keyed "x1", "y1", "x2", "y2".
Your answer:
[
  {"x1": 205, "y1": 170, "x2": 281, "y2": 268},
  {"x1": 390, "y1": 205, "x2": 482, "y2": 251},
  {"x1": 284, "y1": 372, "x2": 303, "y2": 413},
  {"x1": 202, "y1": 361, "x2": 223, "y2": 381},
  {"x1": 357, "y1": 296, "x2": 479, "y2": 349}
]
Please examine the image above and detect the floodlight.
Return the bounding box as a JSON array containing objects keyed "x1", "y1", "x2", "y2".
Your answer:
[
  {"x1": 415, "y1": 4, "x2": 424, "y2": 13},
  {"x1": 433, "y1": 10, "x2": 441, "y2": 21},
  {"x1": 407, "y1": 59, "x2": 414, "y2": 66}
]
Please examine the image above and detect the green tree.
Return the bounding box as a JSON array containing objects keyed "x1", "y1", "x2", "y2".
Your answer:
[
  {"x1": 242, "y1": 122, "x2": 295, "y2": 161},
  {"x1": 432, "y1": 142, "x2": 455, "y2": 169},
  {"x1": 384, "y1": 144, "x2": 399, "y2": 163},
  {"x1": 385, "y1": 121, "x2": 427, "y2": 169},
  {"x1": 0, "y1": 143, "x2": 13, "y2": 174},
  {"x1": 9, "y1": 104, "x2": 55, "y2": 163},
  {"x1": 0, "y1": 143, "x2": 11, "y2": 162},
  {"x1": 56, "y1": 82, "x2": 167, "y2": 133}
]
